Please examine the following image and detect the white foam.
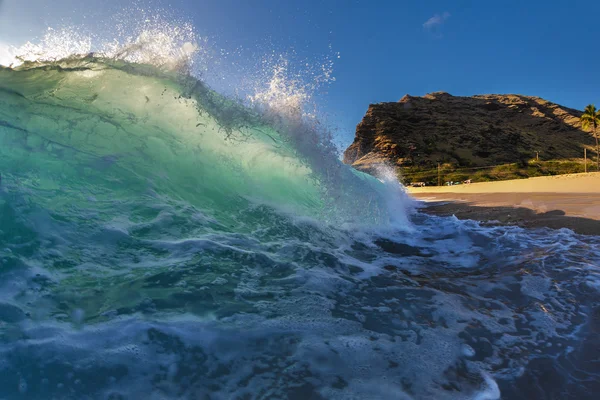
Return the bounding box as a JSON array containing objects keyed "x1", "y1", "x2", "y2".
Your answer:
[
  {"x1": 0, "y1": 41, "x2": 18, "y2": 67},
  {"x1": 462, "y1": 344, "x2": 476, "y2": 358},
  {"x1": 473, "y1": 373, "x2": 500, "y2": 400}
]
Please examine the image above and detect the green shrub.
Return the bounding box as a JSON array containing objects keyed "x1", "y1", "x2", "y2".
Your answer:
[{"x1": 398, "y1": 159, "x2": 589, "y2": 186}]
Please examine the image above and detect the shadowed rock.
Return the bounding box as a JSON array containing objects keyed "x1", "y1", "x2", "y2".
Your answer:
[{"x1": 344, "y1": 92, "x2": 595, "y2": 173}]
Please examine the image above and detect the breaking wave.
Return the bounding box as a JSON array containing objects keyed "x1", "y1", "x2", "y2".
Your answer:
[{"x1": 0, "y1": 10, "x2": 599, "y2": 400}]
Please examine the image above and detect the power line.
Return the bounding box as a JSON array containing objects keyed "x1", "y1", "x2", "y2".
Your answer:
[
  {"x1": 399, "y1": 159, "x2": 590, "y2": 180},
  {"x1": 399, "y1": 162, "x2": 521, "y2": 177}
]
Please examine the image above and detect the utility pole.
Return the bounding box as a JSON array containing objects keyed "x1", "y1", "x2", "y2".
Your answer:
[
  {"x1": 437, "y1": 163, "x2": 441, "y2": 186},
  {"x1": 585, "y1": 148, "x2": 587, "y2": 173}
]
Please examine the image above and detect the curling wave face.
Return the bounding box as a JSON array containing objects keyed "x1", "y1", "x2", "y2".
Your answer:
[{"x1": 0, "y1": 45, "x2": 600, "y2": 400}]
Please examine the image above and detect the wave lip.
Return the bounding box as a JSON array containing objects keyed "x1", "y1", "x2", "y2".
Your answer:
[{"x1": 1, "y1": 12, "x2": 599, "y2": 400}]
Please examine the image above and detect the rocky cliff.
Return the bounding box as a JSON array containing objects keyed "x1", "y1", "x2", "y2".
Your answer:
[{"x1": 343, "y1": 92, "x2": 595, "y2": 173}]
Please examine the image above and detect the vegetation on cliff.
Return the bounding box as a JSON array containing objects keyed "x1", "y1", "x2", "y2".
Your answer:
[{"x1": 343, "y1": 92, "x2": 597, "y2": 184}]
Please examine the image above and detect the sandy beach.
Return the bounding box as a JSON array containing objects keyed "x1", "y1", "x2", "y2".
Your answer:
[{"x1": 408, "y1": 173, "x2": 600, "y2": 235}]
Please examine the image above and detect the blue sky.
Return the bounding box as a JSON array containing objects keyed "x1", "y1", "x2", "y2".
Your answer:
[{"x1": 1, "y1": 0, "x2": 599, "y2": 148}]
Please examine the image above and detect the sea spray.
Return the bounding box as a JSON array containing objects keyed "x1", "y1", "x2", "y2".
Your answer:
[{"x1": 0, "y1": 9, "x2": 599, "y2": 400}]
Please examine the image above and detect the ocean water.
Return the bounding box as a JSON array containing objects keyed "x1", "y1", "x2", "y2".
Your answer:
[{"x1": 1, "y1": 17, "x2": 600, "y2": 400}]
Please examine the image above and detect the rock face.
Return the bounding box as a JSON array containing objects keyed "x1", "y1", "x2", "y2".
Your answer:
[{"x1": 343, "y1": 92, "x2": 595, "y2": 173}]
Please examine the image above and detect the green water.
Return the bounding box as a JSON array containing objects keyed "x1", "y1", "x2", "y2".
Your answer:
[{"x1": 0, "y1": 58, "x2": 599, "y2": 400}]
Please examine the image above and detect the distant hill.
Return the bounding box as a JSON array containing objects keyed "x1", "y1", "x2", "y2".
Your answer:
[{"x1": 343, "y1": 92, "x2": 596, "y2": 174}]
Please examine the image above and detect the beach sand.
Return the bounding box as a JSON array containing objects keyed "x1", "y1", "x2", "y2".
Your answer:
[{"x1": 408, "y1": 173, "x2": 600, "y2": 235}]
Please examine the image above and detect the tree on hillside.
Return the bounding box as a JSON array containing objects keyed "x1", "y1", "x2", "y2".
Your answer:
[{"x1": 581, "y1": 104, "x2": 600, "y2": 171}]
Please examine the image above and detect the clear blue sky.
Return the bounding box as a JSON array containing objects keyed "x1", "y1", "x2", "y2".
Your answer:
[{"x1": 1, "y1": 0, "x2": 599, "y2": 148}]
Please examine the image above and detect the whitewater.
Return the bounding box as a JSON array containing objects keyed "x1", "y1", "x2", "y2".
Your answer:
[{"x1": 0, "y1": 14, "x2": 599, "y2": 400}]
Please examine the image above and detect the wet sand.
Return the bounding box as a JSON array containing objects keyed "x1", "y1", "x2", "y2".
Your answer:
[{"x1": 408, "y1": 173, "x2": 600, "y2": 235}]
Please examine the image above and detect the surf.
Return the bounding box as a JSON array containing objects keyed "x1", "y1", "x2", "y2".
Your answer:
[{"x1": 0, "y1": 11, "x2": 599, "y2": 400}]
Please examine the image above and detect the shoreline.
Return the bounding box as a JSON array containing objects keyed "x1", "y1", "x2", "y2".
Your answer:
[
  {"x1": 407, "y1": 173, "x2": 600, "y2": 235},
  {"x1": 408, "y1": 172, "x2": 600, "y2": 194}
]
